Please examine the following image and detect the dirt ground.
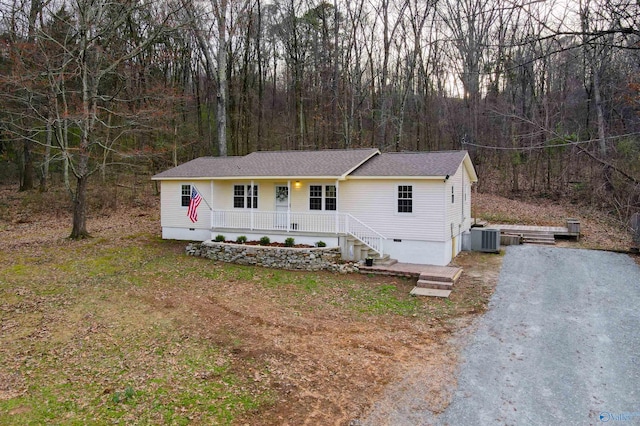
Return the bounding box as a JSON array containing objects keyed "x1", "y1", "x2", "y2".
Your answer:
[{"x1": 0, "y1": 184, "x2": 630, "y2": 424}]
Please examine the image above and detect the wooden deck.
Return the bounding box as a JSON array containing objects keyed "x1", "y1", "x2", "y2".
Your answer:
[{"x1": 495, "y1": 224, "x2": 578, "y2": 237}]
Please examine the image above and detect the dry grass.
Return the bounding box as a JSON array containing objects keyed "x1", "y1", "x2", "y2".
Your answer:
[
  {"x1": 2, "y1": 183, "x2": 630, "y2": 424},
  {"x1": 473, "y1": 192, "x2": 634, "y2": 251},
  {"x1": 0, "y1": 184, "x2": 501, "y2": 425}
]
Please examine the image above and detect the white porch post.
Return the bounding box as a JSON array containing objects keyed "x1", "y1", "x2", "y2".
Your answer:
[
  {"x1": 287, "y1": 180, "x2": 291, "y2": 232},
  {"x1": 335, "y1": 180, "x2": 339, "y2": 234},
  {"x1": 344, "y1": 213, "x2": 349, "y2": 235},
  {"x1": 210, "y1": 180, "x2": 214, "y2": 233},
  {"x1": 250, "y1": 180, "x2": 254, "y2": 230}
]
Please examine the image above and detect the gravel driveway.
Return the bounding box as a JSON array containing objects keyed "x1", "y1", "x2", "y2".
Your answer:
[
  {"x1": 361, "y1": 245, "x2": 640, "y2": 425},
  {"x1": 439, "y1": 245, "x2": 640, "y2": 425}
]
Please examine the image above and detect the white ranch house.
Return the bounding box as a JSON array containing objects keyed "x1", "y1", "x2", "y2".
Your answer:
[{"x1": 152, "y1": 148, "x2": 478, "y2": 266}]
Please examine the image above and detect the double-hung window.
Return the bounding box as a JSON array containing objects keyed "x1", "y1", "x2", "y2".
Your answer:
[
  {"x1": 181, "y1": 184, "x2": 192, "y2": 207},
  {"x1": 324, "y1": 185, "x2": 337, "y2": 211},
  {"x1": 397, "y1": 185, "x2": 413, "y2": 213},
  {"x1": 309, "y1": 185, "x2": 323, "y2": 210},
  {"x1": 309, "y1": 184, "x2": 337, "y2": 211},
  {"x1": 233, "y1": 185, "x2": 258, "y2": 208}
]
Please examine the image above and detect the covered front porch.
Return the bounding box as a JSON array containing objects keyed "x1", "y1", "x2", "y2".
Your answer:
[{"x1": 209, "y1": 209, "x2": 385, "y2": 257}]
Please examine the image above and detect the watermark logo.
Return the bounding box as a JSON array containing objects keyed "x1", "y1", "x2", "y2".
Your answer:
[{"x1": 599, "y1": 411, "x2": 640, "y2": 422}]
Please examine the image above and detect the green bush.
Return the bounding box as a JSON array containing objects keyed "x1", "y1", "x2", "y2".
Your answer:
[
  {"x1": 259, "y1": 236, "x2": 271, "y2": 246},
  {"x1": 316, "y1": 240, "x2": 326, "y2": 247},
  {"x1": 214, "y1": 234, "x2": 226, "y2": 242},
  {"x1": 284, "y1": 237, "x2": 295, "y2": 247},
  {"x1": 236, "y1": 235, "x2": 247, "y2": 244}
]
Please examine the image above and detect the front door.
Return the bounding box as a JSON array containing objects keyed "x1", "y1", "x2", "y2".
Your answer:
[{"x1": 275, "y1": 185, "x2": 289, "y2": 228}]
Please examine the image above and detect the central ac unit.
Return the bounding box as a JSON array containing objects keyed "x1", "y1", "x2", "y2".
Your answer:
[{"x1": 470, "y1": 228, "x2": 500, "y2": 253}]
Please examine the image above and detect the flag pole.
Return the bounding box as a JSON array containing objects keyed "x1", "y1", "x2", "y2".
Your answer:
[{"x1": 191, "y1": 184, "x2": 213, "y2": 211}]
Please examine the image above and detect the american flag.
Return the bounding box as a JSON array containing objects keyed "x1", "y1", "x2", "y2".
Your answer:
[{"x1": 187, "y1": 186, "x2": 202, "y2": 223}]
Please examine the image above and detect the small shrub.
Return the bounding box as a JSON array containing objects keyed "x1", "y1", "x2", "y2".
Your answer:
[
  {"x1": 214, "y1": 234, "x2": 226, "y2": 242},
  {"x1": 316, "y1": 240, "x2": 326, "y2": 247},
  {"x1": 236, "y1": 235, "x2": 247, "y2": 244},
  {"x1": 259, "y1": 236, "x2": 271, "y2": 246},
  {"x1": 284, "y1": 237, "x2": 295, "y2": 247},
  {"x1": 112, "y1": 386, "x2": 136, "y2": 404}
]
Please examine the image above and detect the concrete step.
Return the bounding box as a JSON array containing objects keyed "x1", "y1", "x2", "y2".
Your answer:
[
  {"x1": 368, "y1": 252, "x2": 388, "y2": 260},
  {"x1": 373, "y1": 257, "x2": 398, "y2": 266},
  {"x1": 416, "y1": 279, "x2": 453, "y2": 290},
  {"x1": 410, "y1": 287, "x2": 452, "y2": 298},
  {"x1": 362, "y1": 254, "x2": 397, "y2": 267},
  {"x1": 418, "y1": 267, "x2": 462, "y2": 284}
]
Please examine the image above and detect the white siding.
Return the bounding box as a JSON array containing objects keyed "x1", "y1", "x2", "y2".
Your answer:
[
  {"x1": 446, "y1": 165, "x2": 463, "y2": 239},
  {"x1": 214, "y1": 181, "x2": 262, "y2": 209},
  {"x1": 444, "y1": 164, "x2": 474, "y2": 257},
  {"x1": 339, "y1": 179, "x2": 446, "y2": 241},
  {"x1": 160, "y1": 180, "x2": 212, "y2": 231},
  {"x1": 383, "y1": 239, "x2": 451, "y2": 266},
  {"x1": 213, "y1": 179, "x2": 338, "y2": 212},
  {"x1": 290, "y1": 180, "x2": 339, "y2": 212}
]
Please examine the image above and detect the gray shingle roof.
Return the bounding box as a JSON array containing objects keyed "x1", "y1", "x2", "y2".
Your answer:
[
  {"x1": 152, "y1": 149, "x2": 476, "y2": 181},
  {"x1": 151, "y1": 156, "x2": 244, "y2": 179},
  {"x1": 152, "y1": 148, "x2": 380, "y2": 179},
  {"x1": 349, "y1": 151, "x2": 470, "y2": 178}
]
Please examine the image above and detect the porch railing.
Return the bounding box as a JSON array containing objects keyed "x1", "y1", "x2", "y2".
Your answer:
[
  {"x1": 211, "y1": 210, "x2": 385, "y2": 256},
  {"x1": 212, "y1": 210, "x2": 344, "y2": 234},
  {"x1": 344, "y1": 214, "x2": 385, "y2": 256}
]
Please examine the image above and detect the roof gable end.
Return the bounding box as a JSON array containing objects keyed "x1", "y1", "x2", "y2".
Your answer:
[
  {"x1": 152, "y1": 148, "x2": 380, "y2": 180},
  {"x1": 348, "y1": 150, "x2": 477, "y2": 180}
]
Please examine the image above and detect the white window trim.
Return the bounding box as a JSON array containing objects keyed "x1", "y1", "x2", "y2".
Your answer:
[
  {"x1": 181, "y1": 184, "x2": 192, "y2": 208},
  {"x1": 308, "y1": 183, "x2": 337, "y2": 212},
  {"x1": 396, "y1": 184, "x2": 414, "y2": 215},
  {"x1": 233, "y1": 183, "x2": 259, "y2": 209}
]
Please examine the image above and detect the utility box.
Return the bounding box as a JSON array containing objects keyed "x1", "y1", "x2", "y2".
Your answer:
[
  {"x1": 471, "y1": 228, "x2": 501, "y2": 253},
  {"x1": 566, "y1": 218, "x2": 581, "y2": 235},
  {"x1": 461, "y1": 230, "x2": 472, "y2": 251}
]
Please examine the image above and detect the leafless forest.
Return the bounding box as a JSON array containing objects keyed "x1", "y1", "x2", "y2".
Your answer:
[{"x1": 0, "y1": 0, "x2": 638, "y2": 236}]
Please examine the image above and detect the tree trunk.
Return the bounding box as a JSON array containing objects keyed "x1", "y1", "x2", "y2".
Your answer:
[
  {"x1": 256, "y1": 0, "x2": 264, "y2": 151},
  {"x1": 70, "y1": 173, "x2": 90, "y2": 239},
  {"x1": 592, "y1": 69, "x2": 607, "y2": 157},
  {"x1": 19, "y1": 140, "x2": 35, "y2": 191},
  {"x1": 216, "y1": 0, "x2": 228, "y2": 157},
  {"x1": 40, "y1": 117, "x2": 53, "y2": 192}
]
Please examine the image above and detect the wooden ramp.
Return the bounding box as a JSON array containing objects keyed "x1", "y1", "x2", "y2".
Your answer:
[{"x1": 360, "y1": 262, "x2": 462, "y2": 298}]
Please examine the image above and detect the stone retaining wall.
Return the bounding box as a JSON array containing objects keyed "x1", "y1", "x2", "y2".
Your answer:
[{"x1": 186, "y1": 241, "x2": 358, "y2": 273}]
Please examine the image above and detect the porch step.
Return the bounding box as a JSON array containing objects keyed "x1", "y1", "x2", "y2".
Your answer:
[
  {"x1": 417, "y1": 279, "x2": 453, "y2": 290},
  {"x1": 346, "y1": 237, "x2": 382, "y2": 262},
  {"x1": 501, "y1": 231, "x2": 556, "y2": 246},
  {"x1": 418, "y1": 267, "x2": 463, "y2": 284},
  {"x1": 410, "y1": 287, "x2": 452, "y2": 298},
  {"x1": 369, "y1": 254, "x2": 398, "y2": 267},
  {"x1": 523, "y1": 238, "x2": 556, "y2": 245},
  {"x1": 410, "y1": 266, "x2": 462, "y2": 298}
]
